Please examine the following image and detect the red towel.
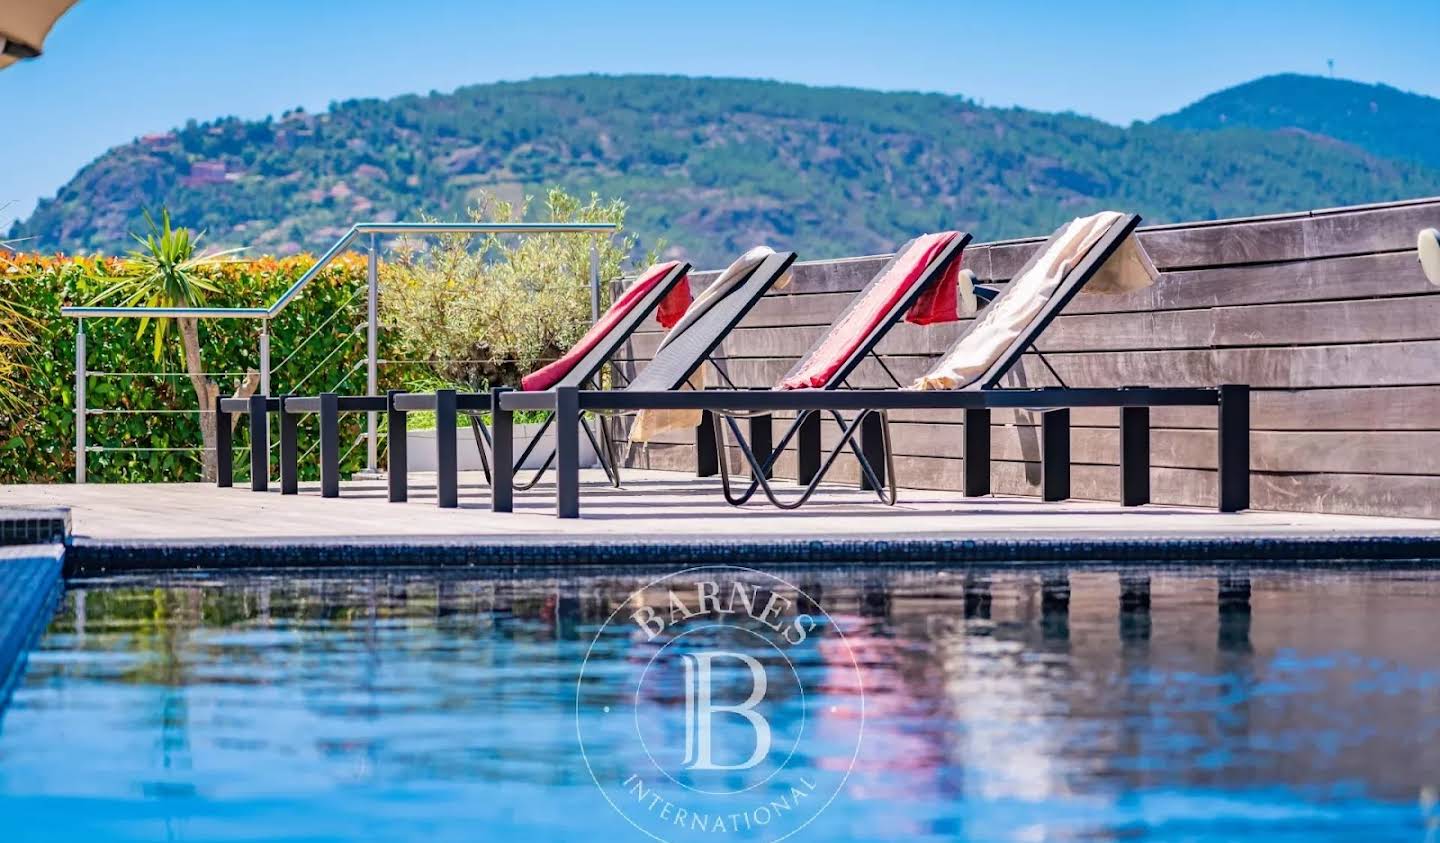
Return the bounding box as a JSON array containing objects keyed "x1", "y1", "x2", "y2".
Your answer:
[
  {"x1": 521, "y1": 261, "x2": 685, "y2": 392},
  {"x1": 655, "y1": 274, "x2": 691, "y2": 328},
  {"x1": 779, "y1": 232, "x2": 962, "y2": 390},
  {"x1": 904, "y1": 253, "x2": 963, "y2": 325}
]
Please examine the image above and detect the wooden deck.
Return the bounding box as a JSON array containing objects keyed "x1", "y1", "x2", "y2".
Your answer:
[{"x1": 3, "y1": 469, "x2": 1439, "y2": 571}]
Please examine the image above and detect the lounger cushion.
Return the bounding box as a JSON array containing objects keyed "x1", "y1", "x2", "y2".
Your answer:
[
  {"x1": 779, "y1": 231, "x2": 964, "y2": 390},
  {"x1": 912, "y1": 211, "x2": 1125, "y2": 391},
  {"x1": 521, "y1": 260, "x2": 685, "y2": 392}
]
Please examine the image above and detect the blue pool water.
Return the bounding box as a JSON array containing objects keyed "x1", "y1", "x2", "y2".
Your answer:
[{"x1": 1, "y1": 566, "x2": 1438, "y2": 842}]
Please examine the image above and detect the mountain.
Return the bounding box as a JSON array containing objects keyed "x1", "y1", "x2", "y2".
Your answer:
[
  {"x1": 12, "y1": 74, "x2": 1440, "y2": 268},
  {"x1": 1156, "y1": 73, "x2": 1440, "y2": 170}
]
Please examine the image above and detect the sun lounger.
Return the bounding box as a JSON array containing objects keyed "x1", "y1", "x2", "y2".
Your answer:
[
  {"x1": 214, "y1": 258, "x2": 691, "y2": 497},
  {"x1": 357, "y1": 249, "x2": 796, "y2": 506},
  {"x1": 498, "y1": 213, "x2": 1252, "y2": 517}
]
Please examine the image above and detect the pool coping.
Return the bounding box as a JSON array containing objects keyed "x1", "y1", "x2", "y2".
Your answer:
[{"x1": 62, "y1": 531, "x2": 1440, "y2": 576}]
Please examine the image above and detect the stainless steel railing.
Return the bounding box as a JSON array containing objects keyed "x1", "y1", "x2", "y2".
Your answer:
[{"x1": 60, "y1": 221, "x2": 619, "y2": 482}]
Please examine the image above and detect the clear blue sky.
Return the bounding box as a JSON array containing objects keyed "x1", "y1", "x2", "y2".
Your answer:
[{"x1": 3, "y1": 0, "x2": 1438, "y2": 231}]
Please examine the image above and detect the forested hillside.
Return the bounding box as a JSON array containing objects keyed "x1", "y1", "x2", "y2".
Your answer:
[{"x1": 13, "y1": 75, "x2": 1440, "y2": 267}]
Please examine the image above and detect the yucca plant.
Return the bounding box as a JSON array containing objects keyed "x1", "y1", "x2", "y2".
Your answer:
[{"x1": 89, "y1": 210, "x2": 244, "y2": 479}]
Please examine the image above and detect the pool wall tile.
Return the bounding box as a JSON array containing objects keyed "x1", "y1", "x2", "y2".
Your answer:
[
  {"x1": 0, "y1": 507, "x2": 71, "y2": 547},
  {"x1": 0, "y1": 545, "x2": 66, "y2": 708}
]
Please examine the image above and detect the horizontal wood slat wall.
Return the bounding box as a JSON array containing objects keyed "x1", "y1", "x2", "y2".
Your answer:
[{"x1": 614, "y1": 197, "x2": 1440, "y2": 518}]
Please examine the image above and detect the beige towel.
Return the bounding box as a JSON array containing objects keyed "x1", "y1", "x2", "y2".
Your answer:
[
  {"x1": 913, "y1": 211, "x2": 1155, "y2": 390},
  {"x1": 1086, "y1": 226, "x2": 1158, "y2": 294},
  {"x1": 630, "y1": 247, "x2": 791, "y2": 441}
]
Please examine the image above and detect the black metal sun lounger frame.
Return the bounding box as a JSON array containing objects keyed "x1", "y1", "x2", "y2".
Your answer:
[
  {"x1": 698, "y1": 232, "x2": 974, "y2": 510},
  {"x1": 214, "y1": 260, "x2": 689, "y2": 499},
  {"x1": 496, "y1": 384, "x2": 1249, "y2": 518},
  {"x1": 215, "y1": 253, "x2": 799, "y2": 505},
  {"x1": 492, "y1": 214, "x2": 1251, "y2": 518}
]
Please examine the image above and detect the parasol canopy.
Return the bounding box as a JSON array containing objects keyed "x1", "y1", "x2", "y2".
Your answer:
[{"x1": 1, "y1": 0, "x2": 80, "y2": 70}]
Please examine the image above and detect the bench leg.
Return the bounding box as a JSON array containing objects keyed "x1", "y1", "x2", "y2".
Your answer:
[
  {"x1": 1041, "y1": 408, "x2": 1070, "y2": 502},
  {"x1": 555, "y1": 386, "x2": 580, "y2": 518},
  {"x1": 749, "y1": 414, "x2": 773, "y2": 480},
  {"x1": 491, "y1": 387, "x2": 513, "y2": 513},
  {"x1": 279, "y1": 397, "x2": 298, "y2": 495},
  {"x1": 1120, "y1": 406, "x2": 1150, "y2": 506},
  {"x1": 436, "y1": 389, "x2": 458, "y2": 508},
  {"x1": 319, "y1": 392, "x2": 339, "y2": 498},
  {"x1": 858, "y1": 411, "x2": 886, "y2": 491},
  {"x1": 695, "y1": 410, "x2": 718, "y2": 477},
  {"x1": 386, "y1": 390, "x2": 407, "y2": 503},
  {"x1": 215, "y1": 396, "x2": 233, "y2": 488},
  {"x1": 1218, "y1": 384, "x2": 1250, "y2": 512},
  {"x1": 795, "y1": 411, "x2": 821, "y2": 486},
  {"x1": 248, "y1": 394, "x2": 268, "y2": 492},
  {"x1": 963, "y1": 408, "x2": 990, "y2": 497}
]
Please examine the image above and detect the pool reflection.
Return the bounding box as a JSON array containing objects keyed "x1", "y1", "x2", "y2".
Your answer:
[{"x1": 1, "y1": 566, "x2": 1438, "y2": 842}]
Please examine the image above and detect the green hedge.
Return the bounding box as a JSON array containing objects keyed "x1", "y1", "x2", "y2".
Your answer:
[{"x1": 0, "y1": 253, "x2": 414, "y2": 484}]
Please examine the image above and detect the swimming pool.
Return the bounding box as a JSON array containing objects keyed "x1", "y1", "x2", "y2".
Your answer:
[{"x1": 1, "y1": 566, "x2": 1437, "y2": 842}]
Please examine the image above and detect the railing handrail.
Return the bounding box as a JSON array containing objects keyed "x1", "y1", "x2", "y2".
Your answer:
[
  {"x1": 64, "y1": 218, "x2": 618, "y2": 482},
  {"x1": 59, "y1": 221, "x2": 617, "y2": 320}
]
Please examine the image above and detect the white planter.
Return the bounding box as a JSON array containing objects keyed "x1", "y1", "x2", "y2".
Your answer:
[{"x1": 407, "y1": 422, "x2": 599, "y2": 472}]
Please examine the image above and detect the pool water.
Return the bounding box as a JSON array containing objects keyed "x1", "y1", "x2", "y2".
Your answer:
[{"x1": 1, "y1": 566, "x2": 1438, "y2": 842}]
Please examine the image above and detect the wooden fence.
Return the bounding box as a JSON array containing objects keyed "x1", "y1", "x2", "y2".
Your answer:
[{"x1": 616, "y1": 197, "x2": 1440, "y2": 518}]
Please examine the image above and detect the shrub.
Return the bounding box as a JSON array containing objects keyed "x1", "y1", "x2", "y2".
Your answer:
[
  {"x1": 380, "y1": 188, "x2": 651, "y2": 389},
  {"x1": 0, "y1": 251, "x2": 386, "y2": 483}
]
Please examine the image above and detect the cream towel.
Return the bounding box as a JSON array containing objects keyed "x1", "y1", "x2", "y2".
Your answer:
[
  {"x1": 913, "y1": 211, "x2": 1155, "y2": 390},
  {"x1": 1086, "y1": 226, "x2": 1158, "y2": 294},
  {"x1": 630, "y1": 247, "x2": 790, "y2": 441}
]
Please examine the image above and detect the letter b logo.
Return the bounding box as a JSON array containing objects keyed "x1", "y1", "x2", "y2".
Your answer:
[{"x1": 681, "y1": 652, "x2": 771, "y2": 771}]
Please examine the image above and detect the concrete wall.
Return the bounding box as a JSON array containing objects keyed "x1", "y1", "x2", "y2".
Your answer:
[{"x1": 616, "y1": 197, "x2": 1440, "y2": 518}]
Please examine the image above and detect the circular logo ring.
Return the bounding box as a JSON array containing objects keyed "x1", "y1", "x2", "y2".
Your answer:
[{"x1": 575, "y1": 565, "x2": 866, "y2": 843}]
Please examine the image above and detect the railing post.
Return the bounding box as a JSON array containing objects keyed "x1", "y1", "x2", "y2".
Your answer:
[
  {"x1": 366, "y1": 232, "x2": 380, "y2": 475},
  {"x1": 259, "y1": 321, "x2": 272, "y2": 487},
  {"x1": 589, "y1": 238, "x2": 601, "y2": 324},
  {"x1": 74, "y1": 319, "x2": 86, "y2": 484},
  {"x1": 258, "y1": 321, "x2": 271, "y2": 396}
]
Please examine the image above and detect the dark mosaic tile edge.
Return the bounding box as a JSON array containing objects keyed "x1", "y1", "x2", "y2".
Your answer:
[
  {"x1": 0, "y1": 507, "x2": 71, "y2": 547},
  {"x1": 63, "y1": 534, "x2": 1440, "y2": 576}
]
